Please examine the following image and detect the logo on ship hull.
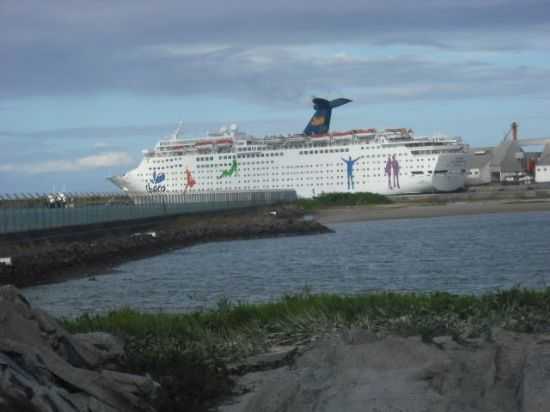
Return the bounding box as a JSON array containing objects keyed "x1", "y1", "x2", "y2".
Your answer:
[
  {"x1": 310, "y1": 116, "x2": 326, "y2": 127},
  {"x1": 146, "y1": 170, "x2": 166, "y2": 193}
]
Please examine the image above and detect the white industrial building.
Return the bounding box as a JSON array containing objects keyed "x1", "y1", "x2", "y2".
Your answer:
[
  {"x1": 465, "y1": 147, "x2": 493, "y2": 186},
  {"x1": 535, "y1": 144, "x2": 550, "y2": 183},
  {"x1": 466, "y1": 140, "x2": 525, "y2": 186}
]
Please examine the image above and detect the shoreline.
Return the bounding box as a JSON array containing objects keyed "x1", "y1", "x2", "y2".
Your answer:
[
  {"x1": 316, "y1": 198, "x2": 550, "y2": 224},
  {"x1": 61, "y1": 288, "x2": 550, "y2": 412},
  {"x1": 4, "y1": 196, "x2": 550, "y2": 289},
  {"x1": 0, "y1": 205, "x2": 330, "y2": 288}
]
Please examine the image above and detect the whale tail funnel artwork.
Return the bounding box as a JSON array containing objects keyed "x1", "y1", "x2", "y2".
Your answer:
[{"x1": 303, "y1": 97, "x2": 352, "y2": 136}]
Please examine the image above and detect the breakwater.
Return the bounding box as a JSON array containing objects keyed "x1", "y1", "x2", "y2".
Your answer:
[{"x1": 0, "y1": 205, "x2": 329, "y2": 288}]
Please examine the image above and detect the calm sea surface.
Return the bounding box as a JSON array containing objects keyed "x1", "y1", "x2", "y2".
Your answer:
[{"x1": 23, "y1": 212, "x2": 550, "y2": 318}]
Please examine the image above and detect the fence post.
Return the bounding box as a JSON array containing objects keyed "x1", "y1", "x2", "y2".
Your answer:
[{"x1": 0, "y1": 209, "x2": 6, "y2": 234}]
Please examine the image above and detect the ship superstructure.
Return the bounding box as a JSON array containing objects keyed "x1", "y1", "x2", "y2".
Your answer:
[{"x1": 110, "y1": 99, "x2": 467, "y2": 198}]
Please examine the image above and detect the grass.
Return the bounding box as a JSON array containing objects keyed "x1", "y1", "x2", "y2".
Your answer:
[
  {"x1": 64, "y1": 288, "x2": 550, "y2": 411},
  {"x1": 296, "y1": 192, "x2": 392, "y2": 211}
]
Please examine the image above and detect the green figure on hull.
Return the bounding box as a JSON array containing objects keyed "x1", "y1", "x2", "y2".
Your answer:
[{"x1": 218, "y1": 159, "x2": 238, "y2": 178}]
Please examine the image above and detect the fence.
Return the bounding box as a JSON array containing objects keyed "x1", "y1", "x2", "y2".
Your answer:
[{"x1": 0, "y1": 190, "x2": 297, "y2": 235}]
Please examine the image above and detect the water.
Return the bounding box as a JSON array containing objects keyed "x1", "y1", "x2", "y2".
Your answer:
[{"x1": 23, "y1": 212, "x2": 550, "y2": 318}]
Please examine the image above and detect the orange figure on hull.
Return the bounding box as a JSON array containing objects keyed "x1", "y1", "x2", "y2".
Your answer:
[{"x1": 184, "y1": 168, "x2": 196, "y2": 191}]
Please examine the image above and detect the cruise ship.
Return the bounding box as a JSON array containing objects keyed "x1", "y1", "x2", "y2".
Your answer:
[{"x1": 109, "y1": 98, "x2": 467, "y2": 198}]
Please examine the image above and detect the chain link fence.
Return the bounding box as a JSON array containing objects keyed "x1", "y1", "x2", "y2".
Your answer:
[{"x1": 0, "y1": 190, "x2": 297, "y2": 234}]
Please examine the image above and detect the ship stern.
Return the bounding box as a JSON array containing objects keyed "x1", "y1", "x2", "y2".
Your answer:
[{"x1": 432, "y1": 153, "x2": 467, "y2": 192}]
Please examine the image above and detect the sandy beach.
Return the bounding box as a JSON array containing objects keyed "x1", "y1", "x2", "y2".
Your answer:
[{"x1": 317, "y1": 199, "x2": 550, "y2": 224}]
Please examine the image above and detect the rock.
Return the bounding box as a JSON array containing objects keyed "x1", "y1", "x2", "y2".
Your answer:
[
  {"x1": 0, "y1": 285, "x2": 158, "y2": 412},
  {"x1": 520, "y1": 340, "x2": 550, "y2": 412},
  {"x1": 73, "y1": 332, "x2": 126, "y2": 369},
  {"x1": 221, "y1": 329, "x2": 550, "y2": 412},
  {"x1": 229, "y1": 345, "x2": 298, "y2": 374}
]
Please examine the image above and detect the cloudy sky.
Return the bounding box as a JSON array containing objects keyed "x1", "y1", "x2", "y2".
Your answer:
[{"x1": 1, "y1": 0, "x2": 550, "y2": 193}]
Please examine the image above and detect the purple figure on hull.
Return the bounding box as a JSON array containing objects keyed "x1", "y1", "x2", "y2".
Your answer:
[
  {"x1": 391, "y1": 154, "x2": 400, "y2": 189},
  {"x1": 384, "y1": 155, "x2": 393, "y2": 190}
]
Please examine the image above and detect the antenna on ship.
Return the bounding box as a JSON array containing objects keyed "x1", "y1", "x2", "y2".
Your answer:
[{"x1": 173, "y1": 121, "x2": 184, "y2": 140}]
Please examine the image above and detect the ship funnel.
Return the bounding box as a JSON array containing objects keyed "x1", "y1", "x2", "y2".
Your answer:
[{"x1": 304, "y1": 97, "x2": 352, "y2": 136}]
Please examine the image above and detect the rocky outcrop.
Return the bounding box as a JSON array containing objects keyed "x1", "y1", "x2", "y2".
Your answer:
[
  {"x1": 222, "y1": 329, "x2": 550, "y2": 412},
  {"x1": 0, "y1": 285, "x2": 158, "y2": 412}
]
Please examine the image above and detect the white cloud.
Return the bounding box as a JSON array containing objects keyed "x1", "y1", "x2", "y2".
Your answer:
[
  {"x1": 0, "y1": 152, "x2": 133, "y2": 174},
  {"x1": 93, "y1": 142, "x2": 116, "y2": 148},
  {"x1": 141, "y1": 44, "x2": 231, "y2": 57}
]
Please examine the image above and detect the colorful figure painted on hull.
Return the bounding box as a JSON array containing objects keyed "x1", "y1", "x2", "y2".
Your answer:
[
  {"x1": 391, "y1": 154, "x2": 400, "y2": 189},
  {"x1": 384, "y1": 154, "x2": 400, "y2": 190},
  {"x1": 385, "y1": 156, "x2": 393, "y2": 190},
  {"x1": 184, "y1": 168, "x2": 196, "y2": 192},
  {"x1": 218, "y1": 159, "x2": 238, "y2": 179},
  {"x1": 341, "y1": 156, "x2": 363, "y2": 190}
]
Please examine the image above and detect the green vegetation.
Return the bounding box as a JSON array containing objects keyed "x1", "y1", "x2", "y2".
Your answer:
[
  {"x1": 64, "y1": 288, "x2": 550, "y2": 411},
  {"x1": 296, "y1": 192, "x2": 392, "y2": 211}
]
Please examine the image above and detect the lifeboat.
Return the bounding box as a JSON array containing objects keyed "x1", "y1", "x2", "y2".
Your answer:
[
  {"x1": 215, "y1": 138, "x2": 233, "y2": 146},
  {"x1": 332, "y1": 132, "x2": 353, "y2": 140},
  {"x1": 194, "y1": 141, "x2": 214, "y2": 151},
  {"x1": 385, "y1": 128, "x2": 408, "y2": 134},
  {"x1": 352, "y1": 128, "x2": 377, "y2": 133},
  {"x1": 310, "y1": 134, "x2": 331, "y2": 142}
]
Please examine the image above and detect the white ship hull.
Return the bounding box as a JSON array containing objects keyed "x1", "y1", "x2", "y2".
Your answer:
[{"x1": 110, "y1": 132, "x2": 466, "y2": 198}]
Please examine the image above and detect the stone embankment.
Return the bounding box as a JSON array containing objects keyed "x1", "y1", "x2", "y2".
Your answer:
[
  {"x1": 223, "y1": 328, "x2": 550, "y2": 412},
  {"x1": 0, "y1": 285, "x2": 158, "y2": 412},
  {"x1": 0, "y1": 205, "x2": 329, "y2": 288}
]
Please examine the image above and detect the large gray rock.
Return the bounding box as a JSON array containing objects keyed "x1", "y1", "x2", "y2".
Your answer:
[
  {"x1": 222, "y1": 329, "x2": 550, "y2": 412},
  {"x1": 0, "y1": 285, "x2": 158, "y2": 412},
  {"x1": 520, "y1": 339, "x2": 550, "y2": 412}
]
